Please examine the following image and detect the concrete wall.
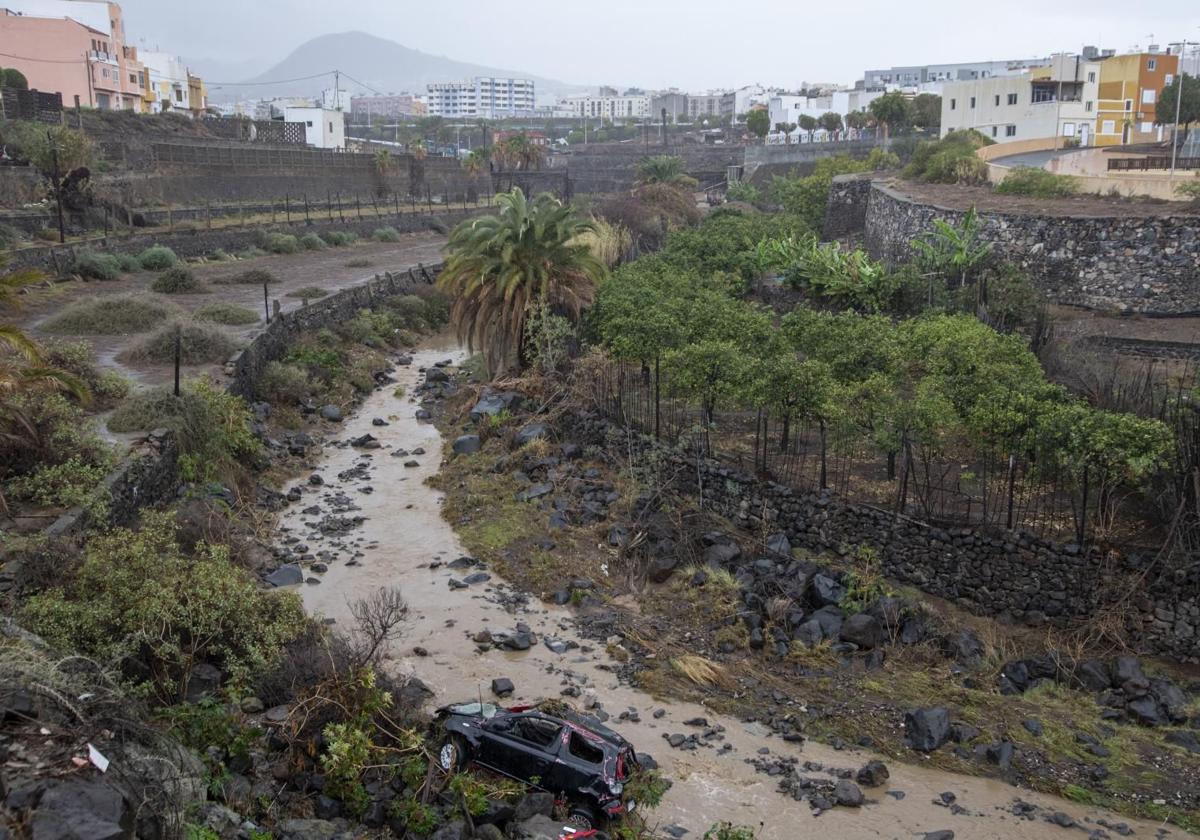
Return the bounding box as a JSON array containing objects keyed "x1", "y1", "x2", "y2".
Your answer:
[
  {"x1": 862, "y1": 181, "x2": 1200, "y2": 314},
  {"x1": 743, "y1": 138, "x2": 880, "y2": 169}
]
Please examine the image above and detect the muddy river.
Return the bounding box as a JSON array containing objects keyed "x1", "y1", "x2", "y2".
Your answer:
[{"x1": 278, "y1": 339, "x2": 1173, "y2": 840}]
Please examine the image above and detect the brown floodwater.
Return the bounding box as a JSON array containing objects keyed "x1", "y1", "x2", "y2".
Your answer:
[{"x1": 281, "y1": 338, "x2": 1176, "y2": 840}]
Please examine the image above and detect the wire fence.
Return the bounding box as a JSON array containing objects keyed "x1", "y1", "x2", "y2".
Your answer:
[{"x1": 586, "y1": 358, "x2": 1184, "y2": 549}]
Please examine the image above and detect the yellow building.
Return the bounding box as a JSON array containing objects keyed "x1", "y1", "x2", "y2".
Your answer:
[{"x1": 1094, "y1": 52, "x2": 1178, "y2": 146}]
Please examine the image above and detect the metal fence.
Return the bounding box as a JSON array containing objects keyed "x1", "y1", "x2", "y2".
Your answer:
[{"x1": 1107, "y1": 156, "x2": 1200, "y2": 171}]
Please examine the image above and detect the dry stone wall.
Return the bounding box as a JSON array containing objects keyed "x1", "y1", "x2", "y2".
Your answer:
[{"x1": 860, "y1": 182, "x2": 1200, "y2": 314}]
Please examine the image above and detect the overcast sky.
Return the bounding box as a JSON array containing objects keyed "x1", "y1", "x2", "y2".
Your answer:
[{"x1": 122, "y1": 0, "x2": 1199, "y2": 89}]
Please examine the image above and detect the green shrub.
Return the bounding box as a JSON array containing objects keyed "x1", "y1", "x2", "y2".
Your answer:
[
  {"x1": 115, "y1": 253, "x2": 142, "y2": 272},
  {"x1": 71, "y1": 250, "x2": 122, "y2": 280},
  {"x1": 903, "y1": 130, "x2": 993, "y2": 184},
  {"x1": 344, "y1": 257, "x2": 371, "y2": 268},
  {"x1": 321, "y1": 231, "x2": 357, "y2": 247},
  {"x1": 1173, "y1": 180, "x2": 1200, "y2": 203},
  {"x1": 285, "y1": 285, "x2": 328, "y2": 299},
  {"x1": 207, "y1": 249, "x2": 233, "y2": 262},
  {"x1": 43, "y1": 294, "x2": 181, "y2": 334},
  {"x1": 725, "y1": 181, "x2": 761, "y2": 204},
  {"x1": 0, "y1": 222, "x2": 23, "y2": 247},
  {"x1": 21, "y1": 510, "x2": 304, "y2": 701},
  {"x1": 371, "y1": 226, "x2": 400, "y2": 243},
  {"x1": 262, "y1": 233, "x2": 300, "y2": 254},
  {"x1": 864, "y1": 148, "x2": 901, "y2": 170},
  {"x1": 193, "y1": 302, "x2": 260, "y2": 326},
  {"x1": 138, "y1": 245, "x2": 178, "y2": 271},
  {"x1": 769, "y1": 155, "x2": 869, "y2": 229},
  {"x1": 125, "y1": 321, "x2": 239, "y2": 365},
  {"x1": 259, "y1": 361, "x2": 310, "y2": 404},
  {"x1": 235, "y1": 246, "x2": 266, "y2": 259},
  {"x1": 41, "y1": 339, "x2": 130, "y2": 407},
  {"x1": 34, "y1": 228, "x2": 59, "y2": 242},
  {"x1": 8, "y1": 455, "x2": 114, "y2": 516},
  {"x1": 108, "y1": 378, "x2": 260, "y2": 482},
  {"x1": 151, "y1": 265, "x2": 203, "y2": 294},
  {"x1": 299, "y1": 232, "x2": 327, "y2": 251},
  {"x1": 995, "y1": 167, "x2": 1078, "y2": 197}
]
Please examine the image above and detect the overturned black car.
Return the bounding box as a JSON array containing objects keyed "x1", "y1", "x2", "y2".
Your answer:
[{"x1": 435, "y1": 701, "x2": 639, "y2": 829}]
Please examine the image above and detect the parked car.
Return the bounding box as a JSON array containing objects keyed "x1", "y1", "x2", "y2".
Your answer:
[{"x1": 435, "y1": 701, "x2": 639, "y2": 829}]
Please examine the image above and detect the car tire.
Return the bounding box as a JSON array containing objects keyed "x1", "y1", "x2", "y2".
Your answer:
[
  {"x1": 566, "y1": 804, "x2": 597, "y2": 830},
  {"x1": 438, "y1": 734, "x2": 468, "y2": 773}
]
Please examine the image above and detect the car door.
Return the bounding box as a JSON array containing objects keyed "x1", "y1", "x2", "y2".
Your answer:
[
  {"x1": 477, "y1": 715, "x2": 558, "y2": 786},
  {"x1": 550, "y1": 729, "x2": 608, "y2": 800}
]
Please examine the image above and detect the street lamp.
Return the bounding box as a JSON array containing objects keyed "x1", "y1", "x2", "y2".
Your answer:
[{"x1": 1169, "y1": 38, "x2": 1194, "y2": 181}]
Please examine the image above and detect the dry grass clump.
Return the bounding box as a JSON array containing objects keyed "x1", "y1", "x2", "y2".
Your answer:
[
  {"x1": 193, "y1": 302, "x2": 260, "y2": 326},
  {"x1": 670, "y1": 654, "x2": 734, "y2": 688},
  {"x1": 42, "y1": 294, "x2": 181, "y2": 335},
  {"x1": 150, "y1": 265, "x2": 205, "y2": 294},
  {"x1": 215, "y1": 269, "x2": 276, "y2": 286},
  {"x1": 123, "y1": 321, "x2": 239, "y2": 365},
  {"x1": 285, "y1": 286, "x2": 328, "y2": 299}
]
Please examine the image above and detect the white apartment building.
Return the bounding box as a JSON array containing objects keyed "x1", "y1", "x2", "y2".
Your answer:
[
  {"x1": 768, "y1": 89, "x2": 884, "y2": 133},
  {"x1": 863, "y1": 58, "x2": 1050, "y2": 92},
  {"x1": 425, "y1": 77, "x2": 535, "y2": 118},
  {"x1": 939, "y1": 55, "x2": 1101, "y2": 145},
  {"x1": 283, "y1": 106, "x2": 346, "y2": 150},
  {"x1": 139, "y1": 50, "x2": 191, "y2": 112},
  {"x1": 554, "y1": 93, "x2": 651, "y2": 120}
]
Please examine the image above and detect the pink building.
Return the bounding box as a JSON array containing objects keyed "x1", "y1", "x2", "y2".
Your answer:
[{"x1": 0, "y1": 1, "x2": 147, "y2": 110}]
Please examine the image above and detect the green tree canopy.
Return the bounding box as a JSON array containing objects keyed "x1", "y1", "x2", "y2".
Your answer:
[
  {"x1": 746, "y1": 109, "x2": 771, "y2": 141},
  {"x1": 1157, "y1": 73, "x2": 1200, "y2": 139},
  {"x1": 908, "y1": 94, "x2": 942, "y2": 130}
]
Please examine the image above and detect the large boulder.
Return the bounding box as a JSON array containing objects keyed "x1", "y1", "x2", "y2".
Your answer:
[
  {"x1": 703, "y1": 542, "x2": 741, "y2": 567},
  {"x1": 940, "y1": 630, "x2": 985, "y2": 666},
  {"x1": 265, "y1": 564, "x2": 303, "y2": 587},
  {"x1": 30, "y1": 779, "x2": 129, "y2": 840},
  {"x1": 512, "y1": 792, "x2": 555, "y2": 822},
  {"x1": 1075, "y1": 659, "x2": 1112, "y2": 692},
  {"x1": 511, "y1": 815, "x2": 566, "y2": 840},
  {"x1": 647, "y1": 553, "x2": 680, "y2": 584},
  {"x1": 840, "y1": 613, "x2": 882, "y2": 649},
  {"x1": 470, "y1": 391, "x2": 522, "y2": 421},
  {"x1": 277, "y1": 820, "x2": 339, "y2": 840},
  {"x1": 514, "y1": 423, "x2": 551, "y2": 448},
  {"x1": 765, "y1": 532, "x2": 791, "y2": 557},
  {"x1": 833, "y1": 779, "x2": 864, "y2": 807},
  {"x1": 811, "y1": 573, "x2": 846, "y2": 607},
  {"x1": 318, "y1": 405, "x2": 342, "y2": 422},
  {"x1": 452, "y1": 435, "x2": 481, "y2": 455},
  {"x1": 904, "y1": 707, "x2": 951, "y2": 752}
]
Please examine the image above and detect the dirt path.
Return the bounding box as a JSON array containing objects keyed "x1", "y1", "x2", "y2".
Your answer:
[{"x1": 280, "y1": 341, "x2": 1176, "y2": 840}]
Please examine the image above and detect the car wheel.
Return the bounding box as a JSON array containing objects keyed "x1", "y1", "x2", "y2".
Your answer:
[
  {"x1": 438, "y1": 734, "x2": 468, "y2": 772},
  {"x1": 566, "y1": 804, "x2": 597, "y2": 830}
]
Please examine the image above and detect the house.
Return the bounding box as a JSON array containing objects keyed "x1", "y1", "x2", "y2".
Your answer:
[
  {"x1": 282, "y1": 106, "x2": 345, "y2": 150},
  {"x1": 863, "y1": 57, "x2": 1050, "y2": 92},
  {"x1": 553, "y1": 93, "x2": 651, "y2": 120},
  {"x1": 650, "y1": 91, "x2": 688, "y2": 123},
  {"x1": 0, "y1": 0, "x2": 147, "y2": 110},
  {"x1": 350, "y1": 93, "x2": 424, "y2": 121},
  {"x1": 939, "y1": 54, "x2": 1101, "y2": 145},
  {"x1": 139, "y1": 50, "x2": 205, "y2": 116},
  {"x1": 1092, "y1": 50, "x2": 1178, "y2": 146}
]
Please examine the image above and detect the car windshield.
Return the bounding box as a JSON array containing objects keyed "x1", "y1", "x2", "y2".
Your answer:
[{"x1": 450, "y1": 702, "x2": 500, "y2": 719}]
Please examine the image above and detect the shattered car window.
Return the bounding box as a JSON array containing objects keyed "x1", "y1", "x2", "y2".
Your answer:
[{"x1": 450, "y1": 702, "x2": 499, "y2": 718}]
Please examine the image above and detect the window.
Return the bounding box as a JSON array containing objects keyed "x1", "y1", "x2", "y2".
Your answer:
[
  {"x1": 969, "y1": 96, "x2": 976, "y2": 108},
  {"x1": 328, "y1": 122, "x2": 333, "y2": 132},
  {"x1": 1005, "y1": 125, "x2": 1016, "y2": 137},
  {"x1": 1102, "y1": 119, "x2": 1116, "y2": 134},
  {"x1": 1124, "y1": 99, "x2": 1132, "y2": 111},
  {"x1": 129, "y1": 73, "x2": 137, "y2": 84},
  {"x1": 1165, "y1": 74, "x2": 1174, "y2": 85},
  {"x1": 1062, "y1": 123, "x2": 1076, "y2": 136},
  {"x1": 305, "y1": 120, "x2": 313, "y2": 127},
  {"x1": 950, "y1": 98, "x2": 956, "y2": 110},
  {"x1": 1087, "y1": 71, "x2": 1096, "y2": 83},
  {"x1": 568, "y1": 732, "x2": 604, "y2": 764},
  {"x1": 1142, "y1": 89, "x2": 1156, "y2": 104},
  {"x1": 991, "y1": 126, "x2": 997, "y2": 137},
  {"x1": 1141, "y1": 121, "x2": 1153, "y2": 133},
  {"x1": 1148, "y1": 58, "x2": 1157, "y2": 71},
  {"x1": 175, "y1": 89, "x2": 183, "y2": 102},
  {"x1": 1007, "y1": 93, "x2": 1018, "y2": 105},
  {"x1": 994, "y1": 94, "x2": 1000, "y2": 106},
  {"x1": 513, "y1": 718, "x2": 561, "y2": 748},
  {"x1": 1085, "y1": 101, "x2": 1093, "y2": 112}
]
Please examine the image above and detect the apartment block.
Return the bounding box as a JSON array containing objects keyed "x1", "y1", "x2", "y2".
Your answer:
[
  {"x1": 1093, "y1": 51, "x2": 1178, "y2": 145},
  {"x1": 425, "y1": 77, "x2": 535, "y2": 118}
]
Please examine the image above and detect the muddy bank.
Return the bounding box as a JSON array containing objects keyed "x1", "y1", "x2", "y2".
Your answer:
[{"x1": 269, "y1": 345, "x2": 1176, "y2": 840}]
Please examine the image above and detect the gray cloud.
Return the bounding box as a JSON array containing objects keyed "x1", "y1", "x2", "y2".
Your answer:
[{"x1": 122, "y1": 0, "x2": 1200, "y2": 89}]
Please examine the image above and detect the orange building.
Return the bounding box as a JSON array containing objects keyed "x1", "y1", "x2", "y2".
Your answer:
[
  {"x1": 0, "y1": 1, "x2": 147, "y2": 110},
  {"x1": 1094, "y1": 51, "x2": 1178, "y2": 146}
]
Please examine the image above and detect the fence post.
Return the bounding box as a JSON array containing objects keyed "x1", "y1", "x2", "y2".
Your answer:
[
  {"x1": 285, "y1": 193, "x2": 290, "y2": 224},
  {"x1": 173, "y1": 325, "x2": 181, "y2": 397},
  {"x1": 271, "y1": 199, "x2": 276, "y2": 224},
  {"x1": 263, "y1": 281, "x2": 270, "y2": 324},
  {"x1": 1005, "y1": 453, "x2": 1017, "y2": 531},
  {"x1": 304, "y1": 193, "x2": 311, "y2": 225},
  {"x1": 337, "y1": 192, "x2": 345, "y2": 223}
]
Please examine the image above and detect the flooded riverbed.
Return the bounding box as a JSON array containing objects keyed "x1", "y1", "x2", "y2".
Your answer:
[{"x1": 278, "y1": 340, "x2": 1173, "y2": 840}]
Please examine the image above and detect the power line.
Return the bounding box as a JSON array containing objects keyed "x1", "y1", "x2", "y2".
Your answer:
[{"x1": 0, "y1": 50, "x2": 87, "y2": 65}]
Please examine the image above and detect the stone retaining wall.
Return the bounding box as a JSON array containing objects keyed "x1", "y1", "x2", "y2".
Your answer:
[
  {"x1": 576, "y1": 417, "x2": 1199, "y2": 662},
  {"x1": 861, "y1": 182, "x2": 1200, "y2": 314},
  {"x1": 821, "y1": 172, "x2": 877, "y2": 239}
]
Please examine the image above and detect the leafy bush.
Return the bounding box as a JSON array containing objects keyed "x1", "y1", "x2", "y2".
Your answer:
[
  {"x1": 784, "y1": 240, "x2": 898, "y2": 312},
  {"x1": 8, "y1": 455, "x2": 113, "y2": 516},
  {"x1": 725, "y1": 180, "x2": 761, "y2": 204},
  {"x1": 34, "y1": 228, "x2": 59, "y2": 242},
  {"x1": 864, "y1": 147, "x2": 901, "y2": 170},
  {"x1": 0, "y1": 391, "x2": 112, "y2": 481},
  {"x1": 108, "y1": 378, "x2": 260, "y2": 482},
  {"x1": 193, "y1": 302, "x2": 260, "y2": 326},
  {"x1": 321, "y1": 231, "x2": 358, "y2": 247},
  {"x1": 41, "y1": 339, "x2": 129, "y2": 407},
  {"x1": 299, "y1": 232, "x2": 327, "y2": 251},
  {"x1": 235, "y1": 246, "x2": 266, "y2": 259},
  {"x1": 115, "y1": 253, "x2": 142, "y2": 272},
  {"x1": 371, "y1": 226, "x2": 401, "y2": 242},
  {"x1": 71, "y1": 250, "x2": 122, "y2": 281},
  {"x1": 125, "y1": 321, "x2": 239, "y2": 365},
  {"x1": 285, "y1": 285, "x2": 328, "y2": 299},
  {"x1": 995, "y1": 166, "x2": 1078, "y2": 197},
  {"x1": 21, "y1": 510, "x2": 304, "y2": 701},
  {"x1": 259, "y1": 361, "x2": 310, "y2": 404},
  {"x1": 345, "y1": 257, "x2": 371, "y2": 268},
  {"x1": 138, "y1": 245, "x2": 178, "y2": 271},
  {"x1": 262, "y1": 233, "x2": 300, "y2": 254},
  {"x1": 903, "y1": 129, "x2": 993, "y2": 184},
  {"x1": 151, "y1": 265, "x2": 203, "y2": 294},
  {"x1": 0, "y1": 222, "x2": 23, "y2": 248},
  {"x1": 43, "y1": 294, "x2": 181, "y2": 334},
  {"x1": 769, "y1": 155, "x2": 869, "y2": 229}
]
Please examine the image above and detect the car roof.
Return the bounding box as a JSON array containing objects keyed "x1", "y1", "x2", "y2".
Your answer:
[{"x1": 510, "y1": 707, "x2": 630, "y2": 751}]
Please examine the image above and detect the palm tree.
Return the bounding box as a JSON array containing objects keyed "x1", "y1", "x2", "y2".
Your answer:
[
  {"x1": 437, "y1": 188, "x2": 607, "y2": 376},
  {"x1": 464, "y1": 148, "x2": 490, "y2": 177},
  {"x1": 494, "y1": 134, "x2": 545, "y2": 171},
  {"x1": 635, "y1": 155, "x2": 698, "y2": 189},
  {"x1": 373, "y1": 149, "x2": 393, "y2": 175}
]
